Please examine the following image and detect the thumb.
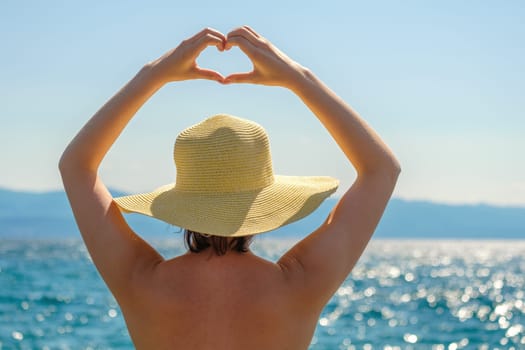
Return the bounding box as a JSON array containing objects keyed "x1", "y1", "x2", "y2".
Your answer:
[
  {"x1": 194, "y1": 67, "x2": 225, "y2": 82},
  {"x1": 224, "y1": 71, "x2": 257, "y2": 84}
]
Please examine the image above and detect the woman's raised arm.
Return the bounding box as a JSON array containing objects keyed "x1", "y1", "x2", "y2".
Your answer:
[
  {"x1": 225, "y1": 26, "x2": 401, "y2": 308},
  {"x1": 59, "y1": 28, "x2": 226, "y2": 299}
]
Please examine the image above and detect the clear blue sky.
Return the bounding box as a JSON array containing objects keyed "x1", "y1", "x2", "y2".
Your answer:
[{"x1": 1, "y1": 0, "x2": 524, "y2": 206}]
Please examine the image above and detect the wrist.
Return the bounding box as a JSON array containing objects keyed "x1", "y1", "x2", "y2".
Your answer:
[
  {"x1": 141, "y1": 62, "x2": 169, "y2": 89},
  {"x1": 287, "y1": 65, "x2": 316, "y2": 94}
]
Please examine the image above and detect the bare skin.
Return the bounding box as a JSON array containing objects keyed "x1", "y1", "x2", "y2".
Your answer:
[{"x1": 59, "y1": 26, "x2": 400, "y2": 349}]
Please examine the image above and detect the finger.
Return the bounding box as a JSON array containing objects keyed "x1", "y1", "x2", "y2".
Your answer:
[
  {"x1": 192, "y1": 33, "x2": 226, "y2": 56},
  {"x1": 225, "y1": 27, "x2": 262, "y2": 50},
  {"x1": 224, "y1": 35, "x2": 260, "y2": 59},
  {"x1": 187, "y1": 27, "x2": 226, "y2": 44},
  {"x1": 242, "y1": 25, "x2": 261, "y2": 38},
  {"x1": 223, "y1": 71, "x2": 257, "y2": 84}
]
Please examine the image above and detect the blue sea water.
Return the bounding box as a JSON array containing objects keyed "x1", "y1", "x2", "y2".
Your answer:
[{"x1": 1, "y1": 238, "x2": 524, "y2": 350}]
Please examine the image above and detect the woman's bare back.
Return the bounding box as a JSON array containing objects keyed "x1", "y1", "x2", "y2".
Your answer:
[{"x1": 120, "y1": 250, "x2": 320, "y2": 350}]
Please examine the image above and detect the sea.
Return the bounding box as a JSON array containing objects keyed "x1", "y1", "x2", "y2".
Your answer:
[{"x1": 1, "y1": 238, "x2": 524, "y2": 350}]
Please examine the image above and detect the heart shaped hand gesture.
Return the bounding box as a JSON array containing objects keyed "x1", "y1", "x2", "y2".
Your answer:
[{"x1": 150, "y1": 26, "x2": 305, "y2": 88}]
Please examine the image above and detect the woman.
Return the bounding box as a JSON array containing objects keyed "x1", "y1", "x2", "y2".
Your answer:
[{"x1": 60, "y1": 26, "x2": 400, "y2": 350}]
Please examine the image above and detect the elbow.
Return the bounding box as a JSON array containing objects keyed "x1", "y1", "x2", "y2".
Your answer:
[
  {"x1": 378, "y1": 160, "x2": 401, "y2": 190},
  {"x1": 59, "y1": 150, "x2": 97, "y2": 182},
  {"x1": 360, "y1": 157, "x2": 401, "y2": 185},
  {"x1": 357, "y1": 161, "x2": 401, "y2": 189},
  {"x1": 392, "y1": 157, "x2": 402, "y2": 177},
  {"x1": 58, "y1": 153, "x2": 74, "y2": 184},
  {"x1": 58, "y1": 152, "x2": 68, "y2": 175},
  {"x1": 58, "y1": 149, "x2": 74, "y2": 175},
  {"x1": 388, "y1": 157, "x2": 402, "y2": 184},
  {"x1": 58, "y1": 149, "x2": 86, "y2": 177}
]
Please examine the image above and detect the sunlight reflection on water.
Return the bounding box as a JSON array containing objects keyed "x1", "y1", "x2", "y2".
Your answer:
[{"x1": 0, "y1": 239, "x2": 524, "y2": 349}]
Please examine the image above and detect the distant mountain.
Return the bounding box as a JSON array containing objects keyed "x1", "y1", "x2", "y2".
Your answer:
[
  {"x1": 0, "y1": 188, "x2": 523, "y2": 239},
  {"x1": 376, "y1": 199, "x2": 525, "y2": 239}
]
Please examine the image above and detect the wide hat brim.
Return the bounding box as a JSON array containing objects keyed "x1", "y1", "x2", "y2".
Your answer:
[{"x1": 114, "y1": 175, "x2": 338, "y2": 237}]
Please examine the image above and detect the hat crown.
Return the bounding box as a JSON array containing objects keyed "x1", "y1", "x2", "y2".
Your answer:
[{"x1": 174, "y1": 114, "x2": 274, "y2": 193}]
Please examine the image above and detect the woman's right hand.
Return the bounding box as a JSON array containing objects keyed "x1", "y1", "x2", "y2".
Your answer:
[
  {"x1": 150, "y1": 27, "x2": 226, "y2": 84},
  {"x1": 224, "y1": 26, "x2": 307, "y2": 88}
]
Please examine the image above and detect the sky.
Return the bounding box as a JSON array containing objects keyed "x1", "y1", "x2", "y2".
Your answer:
[{"x1": 1, "y1": 0, "x2": 524, "y2": 207}]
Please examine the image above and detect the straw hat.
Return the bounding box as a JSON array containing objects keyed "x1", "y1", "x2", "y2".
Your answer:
[{"x1": 114, "y1": 114, "x2": 339, "y2": 237}]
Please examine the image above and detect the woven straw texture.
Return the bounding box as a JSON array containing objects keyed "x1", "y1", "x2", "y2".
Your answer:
[{"x1": 114, "y1": 114, "x2": 339, "y2": 237}]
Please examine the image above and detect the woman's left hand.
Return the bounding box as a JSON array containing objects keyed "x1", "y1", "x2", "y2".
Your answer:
[{"x1": 150, "y1": 27, "x2": 226, "y2": 84}]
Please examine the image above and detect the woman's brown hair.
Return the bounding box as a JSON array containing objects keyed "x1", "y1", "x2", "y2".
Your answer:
[{"x1": 184, "y1": 229, "x2": 253, "y2": 256}]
